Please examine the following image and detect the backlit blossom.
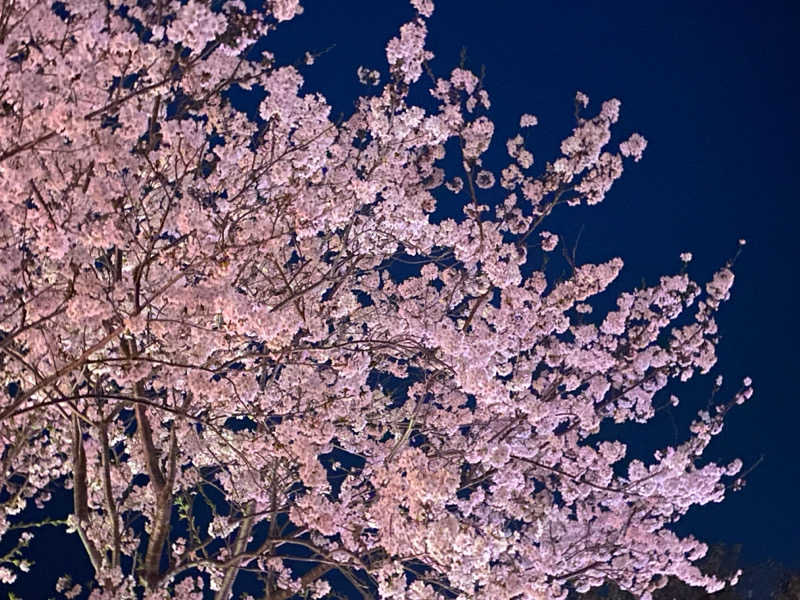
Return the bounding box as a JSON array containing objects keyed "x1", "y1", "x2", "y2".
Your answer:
[
  {"x1": 475, "y1": 169, "x2": 495, "y2": 189},
  {"x1": 620, "y1": 132, "x2": 648, "y2": 162},
  {"x1": 386, "y1": 21, "x2": 432, "y2": 84},
  {"x1": 410, "y1": 0, "x2": 435, "y2": 18},
  {"x1": 0, "y1": 566, "x2": 15, "y2": 584},
  {"x1": 540, "y1": 231, "x2": 558, "y2": 252},
  {"x1": 167, "y1": 1, "x2": 227, "y2": 51},
  {"x1": 271, "y1": 0, "x2": 300, "y2": 21},
  {"x1": 357, "y1": 66, "x2": 381, "y2": 86},
  {"x1": 445, "y1": 177, "x2": 463, "y2": 193}
]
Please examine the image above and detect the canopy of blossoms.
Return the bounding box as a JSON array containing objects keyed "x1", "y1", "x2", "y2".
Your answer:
[{"x1": 0, "y1": 0, "x2": 752, "y2": 598}]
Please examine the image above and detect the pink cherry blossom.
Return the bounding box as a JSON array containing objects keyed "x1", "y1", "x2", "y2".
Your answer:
[
  {"x1": 270, "y1": 0, "x2": 301, "y2": 21},
  {"x1": 475, "y1": 169, "x2": 496, "y2": 189},
  {"x1": 620, "y1": 132, "x2": 648, "y2": 162},
  {"x1": 540, "y1": 231, "x2": 559, "y2": 252},
  {"x1": 410, "y1": 0, "x2": 435, "y2": 17}
]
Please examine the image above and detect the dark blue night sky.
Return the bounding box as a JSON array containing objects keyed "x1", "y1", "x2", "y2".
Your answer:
[
  {"x1": 274, "y1": 0, "x2": 799, "y2": 569},
  {"x1": 6, "y1": 0, "x2": 800, "y2": 597}
]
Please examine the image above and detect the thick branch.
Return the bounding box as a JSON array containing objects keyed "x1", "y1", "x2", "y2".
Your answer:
[
  {"x1": 135, "y1": 402, "x2": 166, "y2": 490},
  {"x1": 71, "y1": 415, "x2": 102, "y2": 574},
  {"x1": 136, "y1": 404, "x2": 178, "y2": 588},
  {"x1": 214, "y1": 501, "x2": 256, "y2": 600},
  {"x1": 99, "y1": 424, "x2": 121, "y2": 568}
]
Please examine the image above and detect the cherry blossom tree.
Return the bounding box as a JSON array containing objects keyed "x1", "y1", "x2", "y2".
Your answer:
[{"x1": 0, "y1": 0, "x2": 755, "y2": 598}]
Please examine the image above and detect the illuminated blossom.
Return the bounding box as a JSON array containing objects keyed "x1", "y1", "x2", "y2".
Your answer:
[
  {"x1": 271, "y1": 0, "x2": 300, "y2": 21},
  {"x1": 475, "y1": 170, "x2": 495, "y2": 189},
  {"x1": 410, "y1": 0, "x2": 435, "y2": 17},
  {"x1": 620, "y1": 132, "x2": 648, "y2": 162},
  {"x1": 540, "y1": 231, "x2": 559, "y2": 252},
  {"x1": 358, "y1": 66, "x2": 381, "y2": 86}
]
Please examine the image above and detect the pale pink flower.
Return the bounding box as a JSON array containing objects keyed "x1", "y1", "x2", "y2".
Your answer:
[
  {"x1": 357, "y1": 66, "x2": 381, "y2": 86},
  {"x1": 410, "y1": 0, "x2": 435, "y2": 17},
  {"x1": 461, "y1": 116, "x2": 494, "y2": 158},
  {"x1": 386, "y1": 21, "x2": 433, "y2": 84},
  {"x1": 516, "y1": 148, "x2": 533, "y2": 169},
  {"x1": 540, "y1": 231, "x2": 558, "y2": 252},
  {"x1": 445, "y1": 177, "x2": 463, "y2": 193},
  {"x1": 271, "y1": 0, "x2": 300, "y2": 21},
  {"x1": 475, "y1": 170, "x2": 495, "y2": 189},
  {"x1": 620, "y1": 132, "x2": 648, "y2": 162},
  {"x1": 600, "y1": 98, "x2": 621, "y2": 122},
  {"x1": 451, "y1": 68, "x2": 478, "y2": 93}
]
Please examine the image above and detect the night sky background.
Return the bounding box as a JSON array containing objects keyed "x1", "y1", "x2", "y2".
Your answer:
[
  {"x1": 7, "y1": 0, "x2": 800, "y2": 597},
  {"x1": 274, "y1": 0, "x2": 800, "y2": 571}
]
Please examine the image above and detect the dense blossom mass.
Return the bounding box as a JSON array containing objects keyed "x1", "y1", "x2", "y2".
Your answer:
[{"x1": 0, "y1": 1, "x2": 752, "y2": 599}]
